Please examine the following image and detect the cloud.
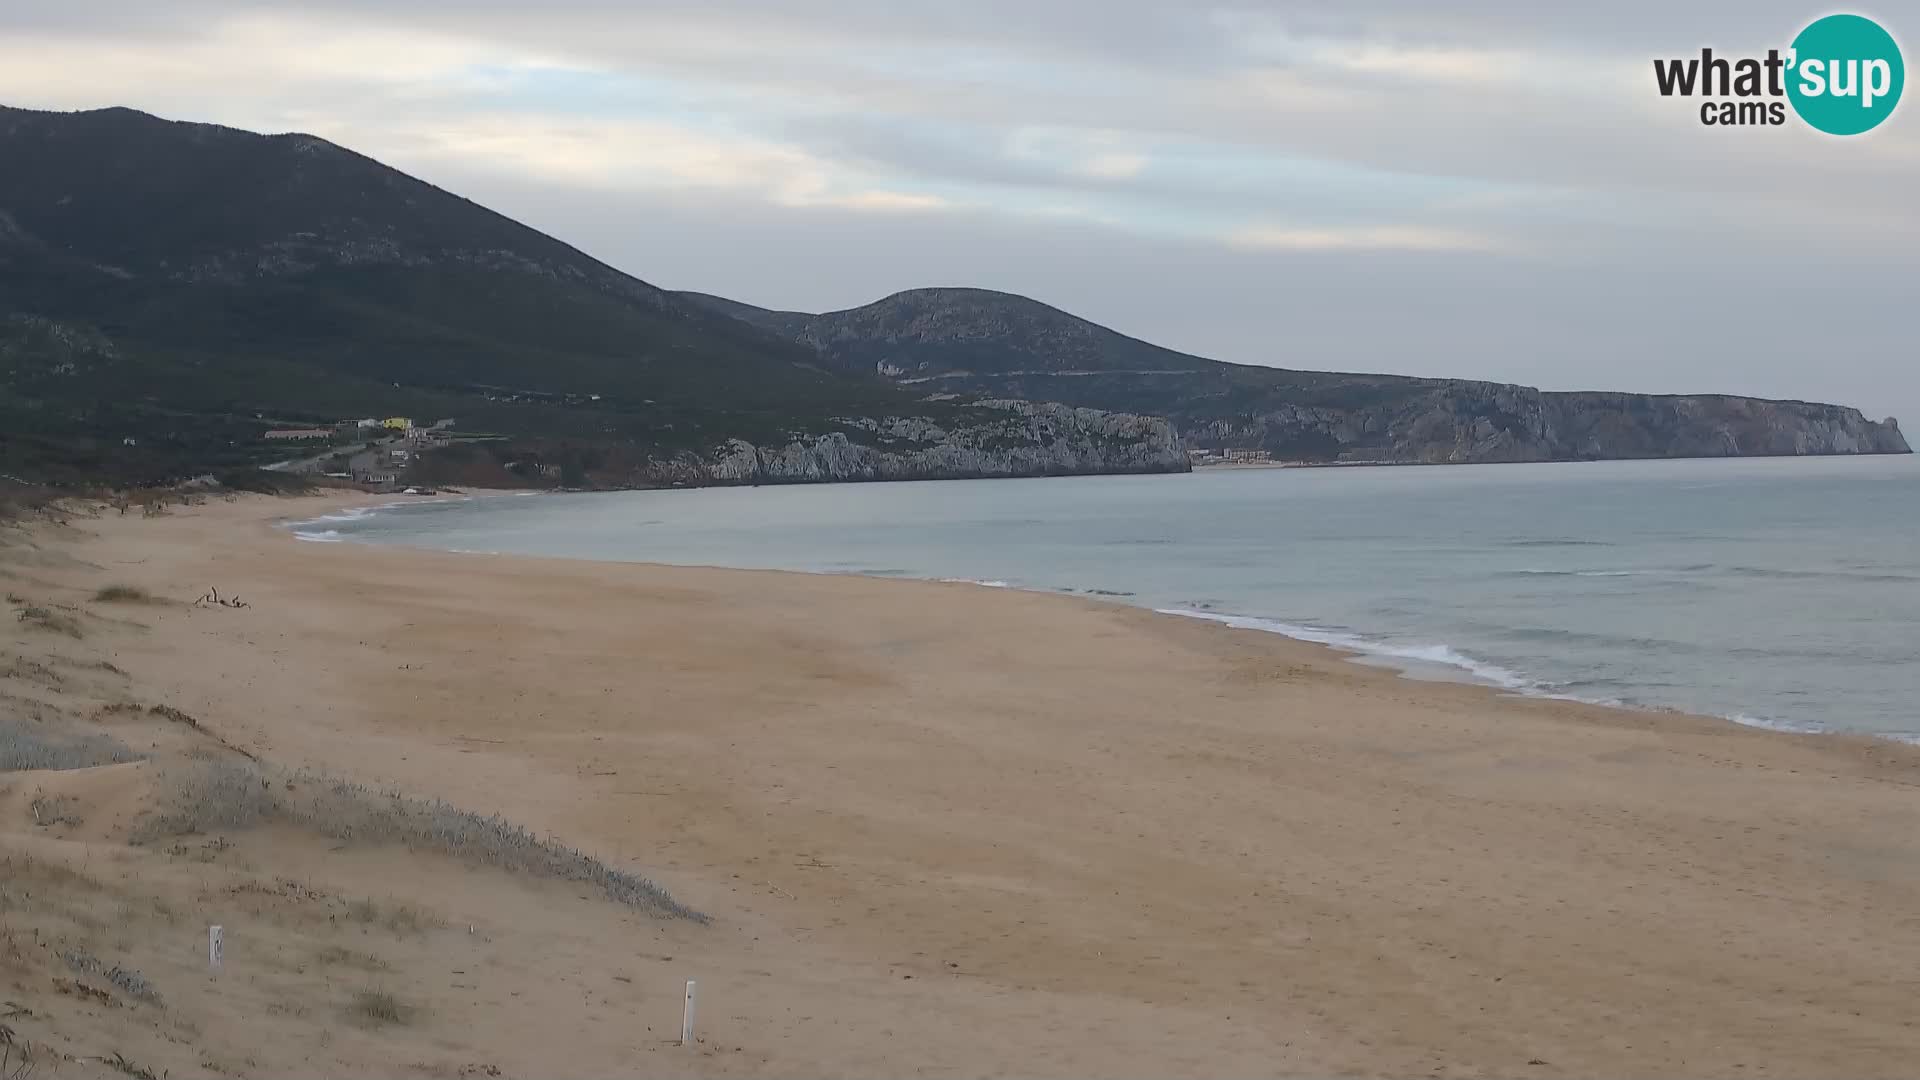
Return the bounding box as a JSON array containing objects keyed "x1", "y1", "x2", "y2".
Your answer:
[
  {"x1": 825, "y1": 190, "x2": 952, "y2": 212},
  {"x1": 401, "y1": 116, "x2": 811, "y2": 190},
  {"x1": 0, "y1": 1, "x2": 1914, "y2": 422},
  {"x1": 391, "y1": 113, "x2": 962, "y2": 214},
  {"x1": 1225, "y1": 223, "x2": 1508, "y2": 253},
  {"x1": 1076, "y1": 152, "x2": 1151, "y2": 180}
]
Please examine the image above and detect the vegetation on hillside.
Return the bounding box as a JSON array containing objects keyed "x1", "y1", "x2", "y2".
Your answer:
[{"x1": 0, "y1": 106, "x2": 968, "y2": 486}]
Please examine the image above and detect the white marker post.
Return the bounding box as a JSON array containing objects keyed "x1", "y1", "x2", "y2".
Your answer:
[
  {"x1": 208, "y1": 925, "x2": 224, "y2": 971},
  {"x1": 681, "y1": 980, "x2": 697, "y2": 1047}
]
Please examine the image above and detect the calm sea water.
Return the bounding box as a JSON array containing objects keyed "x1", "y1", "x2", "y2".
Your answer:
[{"x1": 295, "y1": 456, "x2": 1920, "y2": 740}]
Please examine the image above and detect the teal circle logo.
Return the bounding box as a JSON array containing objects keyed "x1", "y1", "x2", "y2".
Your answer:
[{"x1": 1787, "y1": 14, "x2": 1904, "y2": 135}]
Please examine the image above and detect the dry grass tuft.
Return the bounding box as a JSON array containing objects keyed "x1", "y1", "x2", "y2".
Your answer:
[
  {"x1": 343, "y1": 897, "x2": 442, "y2": 935},
  {"x1": 105, "y1": 1051, "x2": 162, "y2": 1080},
  {"x1": 314, "y1": 944, "x2": 388, "y2": 971},
  {"x1": 29, "y1": 793, "x2": 83, "y2": 827},
  {"x1": 146, "y1": 704, "x2": 202, "y2": 729},
  {"x1": 347, "y1": 988, "x2": 412, "y2": 1026},
  {"x1": 14, "y1": 605, "x2": 82, "y2": 639},
  {"x1": 1, "y1": 927, "x2": 25, "y2": 971}
]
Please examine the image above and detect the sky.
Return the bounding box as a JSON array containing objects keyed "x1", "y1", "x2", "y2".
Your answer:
[{"x1": 2, "y1": 1, "x2": 1915, "y2": 424}]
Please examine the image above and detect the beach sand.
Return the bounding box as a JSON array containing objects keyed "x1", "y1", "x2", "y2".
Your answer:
[{"x1": 3, "y1": 490, "x2": 1918, "y2": 1077}]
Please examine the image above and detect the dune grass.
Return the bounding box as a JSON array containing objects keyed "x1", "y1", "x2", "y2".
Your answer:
[
  {"x1": 62, "y1": 947, "x2": 163, "y2": 1005},
  {"x1": 343, "y1": 896, "x2": 443, "y2": 934},
  {"x1": 14, "y1": 604, "x2": 83, "y2": 639},
  {"x1": 30, "y1": 794, "x2": 84, "y2": 827},
  {"x1": 138, "y1": 761, "x2": 702, "y2": 920},
  {"x1": 347, "y1": 988, "x2": 411, "y2": 1026},
  {"x1": 92, "y1": 584, "x2": 155, "y2": 604},
  {"x1": 314, "y1": 944, "x2": 388, "y2": 971},
  {"x1": 0, "y1": 716, "x2": 142, "y2": 772}
]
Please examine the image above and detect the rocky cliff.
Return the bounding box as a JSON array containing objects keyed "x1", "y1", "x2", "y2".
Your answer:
[
  {"x1": 1185, "y1": 383, "x2": 1910, "y2": 463},
  {"x1": 682, "y1": 288, "x2": 1910, "y2": 464},
  {"x1": 629, "y1": 401, "x2": 1188, "y2": 485}
]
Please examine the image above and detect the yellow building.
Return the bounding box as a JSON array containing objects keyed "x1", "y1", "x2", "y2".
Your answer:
[{"x1": 381, "y1": 417, "x2": 412, "y2": 431}]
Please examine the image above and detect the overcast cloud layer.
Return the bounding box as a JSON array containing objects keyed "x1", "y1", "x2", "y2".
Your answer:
[{"x1": 3, "y1": 1, "x2": 1915, "y2": 423}]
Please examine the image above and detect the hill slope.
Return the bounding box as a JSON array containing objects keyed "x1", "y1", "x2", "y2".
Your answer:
[
  {"x1": 0, "y1": 107, "x2": 1184, "y2": 485},
  {"x1": 680, "y1": 288, "x2": 1911, "y2": 463}
]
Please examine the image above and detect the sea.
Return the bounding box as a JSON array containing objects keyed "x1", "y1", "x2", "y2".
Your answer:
[{"x1": 292, "y1": 455, "x2": 1920, "y2": 741}]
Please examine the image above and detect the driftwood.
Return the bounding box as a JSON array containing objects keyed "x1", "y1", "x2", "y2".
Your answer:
[{"x1": 192, "y1": 587, "x2": 250, "y2": 610}]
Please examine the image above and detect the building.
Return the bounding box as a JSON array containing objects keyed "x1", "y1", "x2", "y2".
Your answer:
[
  {"x1": 1222, "y1": 448, "x2": 1273, "y2": 464},
  {"x1": 264, "y1": 428, "x2": 334, "y2": 441},
  {"x1": 381, "y1": 417, "x2": 413, "y2": 432}
]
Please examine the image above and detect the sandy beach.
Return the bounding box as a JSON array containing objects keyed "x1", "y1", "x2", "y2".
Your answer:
[{"x1": 4, "y1": 490, "x2": 1919, "y2": 1078}]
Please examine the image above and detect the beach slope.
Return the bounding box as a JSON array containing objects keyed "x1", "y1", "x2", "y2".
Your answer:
[{"x1": 3, "y1": 492, "x2": 1917, "y2": 1077}]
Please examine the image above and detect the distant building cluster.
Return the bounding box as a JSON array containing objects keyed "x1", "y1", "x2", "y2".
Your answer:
[
  {"x1": 1187, "y1": 447, "x2": 1274, "y2": 465},
  {"x1": 261, "y1": 417, "x2": 455, "y2": 442},
  {"x1": 253, "y1": 416, "x2": 461, "y2": 490}
]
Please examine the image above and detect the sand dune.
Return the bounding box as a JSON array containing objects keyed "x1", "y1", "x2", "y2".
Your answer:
[{"x1": 3, "y1": 491, "x2": 1918, "y2": 1077}]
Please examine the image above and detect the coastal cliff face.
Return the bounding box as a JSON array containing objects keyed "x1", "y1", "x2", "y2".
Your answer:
[
  {"x1": 631, "y1": 401, "x2": 1188, "y2": 485},
  {"x1": 682, "y1": 287, "x2": 1910, "y2": 464},
  {"x1": 1186, "y1": 383, "x2": 1911, "y2": 464}
]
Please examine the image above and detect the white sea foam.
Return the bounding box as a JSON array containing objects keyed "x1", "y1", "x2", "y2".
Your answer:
[
  {"x1": 939, "y1": 578, "x2": 1012, "y2": 588},
  {"x1": 1728, "y1": 713, "x2": 1829, "y2": 736},
  {"x1": 1151, "y1": 607, "x2": 1920, "y2": 745},
  {"x1": 283, "y1": 501, "x2": 400, "y2": 539},
  {"x1": 1156, "y1": 608, "x2": 1535, "y2": 691},
  {"x1": 283, "y1": 492, "x2": 482, "y2": 540},
  {"x1": 321, "y1": 506, "x2": 376, "y2": 522}
]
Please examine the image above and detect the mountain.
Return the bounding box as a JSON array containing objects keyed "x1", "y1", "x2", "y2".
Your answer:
[
  {"x1": 0, "y1": 106, "x2": 1185, "y2": 485},
  {"x1": 5, "y1": 105, "x2": 1901, "y2": 487},
  {"x1": 679, "y1": 288, "x2": 1911, "y2": 463}
]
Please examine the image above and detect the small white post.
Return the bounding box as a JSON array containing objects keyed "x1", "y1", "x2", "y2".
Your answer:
[
  {"x1": 681, "y1": 979, "x2": 697, "y2": 1047},
  {"x1": 208, "y1": 925, "x2": 224, "y2": 971}
]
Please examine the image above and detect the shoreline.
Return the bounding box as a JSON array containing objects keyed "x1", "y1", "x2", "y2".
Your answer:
[
  {"x1": 8, "y1": 490, "x2": 1919, "y2": 1077},
  {"x1": 280, "y1": 488, "x2": 1917, "y2": 748},
  {"x1": 1190, "y1": 448, "x2": 1917, "y2": 470}
]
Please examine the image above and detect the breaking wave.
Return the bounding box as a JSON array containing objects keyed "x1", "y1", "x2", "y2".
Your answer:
[
  {"x1": 1154, "y1": 607, "x2": 1920, "y2": 745},
  {"x1": 1156, "y1": 608, "x2": 1535, "y2": 691}
]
